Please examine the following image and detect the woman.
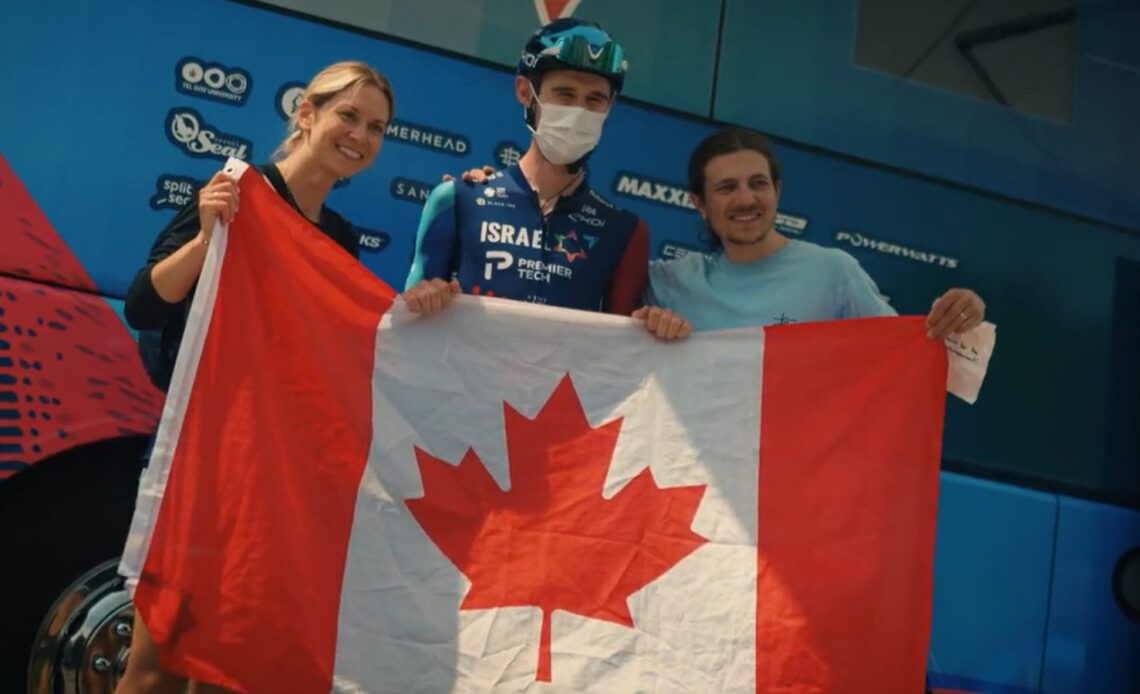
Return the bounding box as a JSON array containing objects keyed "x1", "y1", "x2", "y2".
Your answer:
[{"x1": 117, "y1": 60, "x2": 394, "y2": 694}]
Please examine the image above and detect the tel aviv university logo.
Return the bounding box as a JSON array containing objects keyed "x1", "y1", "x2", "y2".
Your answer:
[
  {"x1": 165, "y1": 108, "x2": 252, "y2": 162},
  {"x1": 176, "y1": 57, "x2": 252, "y2": 106}
]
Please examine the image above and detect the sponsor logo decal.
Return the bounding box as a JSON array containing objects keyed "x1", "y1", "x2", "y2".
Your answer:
[
  {"x1": 494, "y1": 141, "x2": 524, "y2": 168},
  {"x1": 775, "y1": 212, "x2": 808, "y2": 236},
  {"x1": 390, "y1": 177, "x2": 434, "y2": 205},
  {"x1": 612, "y1": 172, "x2": 693, "y2": 210},
  {"x1": 386, "y1": 119, "x2": 469, "y2": 156},
  {"x1": 834, "y1": 231, "x2": 959, "y2": 269},
  {"x1": 357, "y1": 227, "x2": 391, "y2": 254},
  {"x1": 275, "y1": 81, "x2": 306, "y2": 120},
  {"x1": 149, "y1": 174, "x2": 202, "y2": 211},
  {"x1": 176, "y1": 57, "x2": 252, "y2": 105},
  {"x1": 657, "y1": 241, "x2": 709, "y2": 261},
  {"x1": 165, "y1": 108, "x2": 252, "y2": 161}
]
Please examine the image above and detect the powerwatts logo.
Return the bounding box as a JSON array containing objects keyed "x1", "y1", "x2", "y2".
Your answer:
[
  {"x1": 165, "y1": 108, "x2": 252, "y2": 161},
  {"x1": 387, "y1": 120, "x2": 469, "y2": 156},
  {"x1": 176, "y1": 57, "x2": 251, "y2": 106},
  {"x1": 356, "y1": 227, "x2": 391, "y2": 254},
  {"x1": 276, "y1": 81, "x2": 306, "y2": 120},
  {"x1": 390, "y1": 177, "x2": 434, "y2": 205},
  {"x1": 834, "y1": 231, "x2": 959, "y2": 269},
  {"x1": 612, "y1": 172, "x2": 695, "y2": 211},
  {"x1": 149, "y1": 174, "x2": 202, "y2": 212},
  {"x1": 775, "y1": 213, "x2": 808, "y2": 236}
]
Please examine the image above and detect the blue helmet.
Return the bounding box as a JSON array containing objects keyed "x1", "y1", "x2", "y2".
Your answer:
[{"x1": 517, "y1": 18, "x2": 628, "y2": 94}]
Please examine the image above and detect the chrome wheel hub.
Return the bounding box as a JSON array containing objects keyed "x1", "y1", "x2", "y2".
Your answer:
[{"x1": 27, "y1": 559, "x2": 133, "y2": 694}]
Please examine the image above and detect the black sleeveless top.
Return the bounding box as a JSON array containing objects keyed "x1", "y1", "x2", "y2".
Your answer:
[{"x1": 123, "y1": 163, "x2": 359, "y2": 390}]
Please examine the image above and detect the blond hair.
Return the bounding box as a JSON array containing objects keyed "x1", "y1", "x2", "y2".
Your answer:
[{"x1": 273, "y1": 61, "x2": 395, "y2": 159}]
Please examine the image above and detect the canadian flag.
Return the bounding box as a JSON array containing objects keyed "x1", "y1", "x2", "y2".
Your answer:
[{"x1": 121, "y1": 161, "x2": 949, "y2": 693}]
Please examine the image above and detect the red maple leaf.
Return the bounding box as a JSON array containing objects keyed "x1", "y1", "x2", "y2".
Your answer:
[{"x1": 405, "y1": 374, "x2": 708, "y2": 683}]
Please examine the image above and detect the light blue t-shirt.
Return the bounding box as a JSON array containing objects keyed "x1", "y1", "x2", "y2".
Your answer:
[{"x1": 645, "y1": 240, "x2": 896, "y2": 331}]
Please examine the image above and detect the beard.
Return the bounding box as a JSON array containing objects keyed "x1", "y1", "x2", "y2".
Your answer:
[{"x1": 717, "y1": 214, "x2": 773, "y2": 247}]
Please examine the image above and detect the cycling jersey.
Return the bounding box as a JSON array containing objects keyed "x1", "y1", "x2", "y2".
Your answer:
[{"x1": 405, "y1": 165, "x2": 647, "y2": 314}]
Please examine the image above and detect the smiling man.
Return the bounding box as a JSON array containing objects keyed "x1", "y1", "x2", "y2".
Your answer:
[
  {"x1": 643, "y1": 127, "x2": 986, "y2": 338},
  {"x1": 403, "y1": 18, "x2": 649, "y2": 316}
]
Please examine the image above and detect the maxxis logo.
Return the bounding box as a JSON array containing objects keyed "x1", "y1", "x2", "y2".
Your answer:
[
  {"x1": 176, "y1": 57, "x2": 252, "y2": 106},
  {"x1": 165, "y1": 108, "x2": 252, "y2": 162},
  {"x1": 612, "y1": 172, "x2": 694, "y2": 211}
]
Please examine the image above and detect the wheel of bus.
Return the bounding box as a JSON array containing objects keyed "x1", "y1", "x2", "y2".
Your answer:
[{"x1": 0, "y1": 437, "x2": 148, "y2": 693}]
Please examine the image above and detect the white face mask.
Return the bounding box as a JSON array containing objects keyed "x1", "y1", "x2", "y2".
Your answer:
[{"x1": 528, "y1": 87, "x2": 609, "y2": 166}]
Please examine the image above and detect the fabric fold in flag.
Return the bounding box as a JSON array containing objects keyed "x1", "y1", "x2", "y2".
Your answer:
[{"x1": 122, "y1": 158, "x2": 948, "y2": 693}]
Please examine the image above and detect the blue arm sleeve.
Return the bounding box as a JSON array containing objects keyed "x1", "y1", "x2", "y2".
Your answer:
[
  {"x1": 839, "y1": 255, "x2": 897, "y2": 319},
  {"x1": 404, "y1": 181, "x2": 458, "y2": 290}
]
